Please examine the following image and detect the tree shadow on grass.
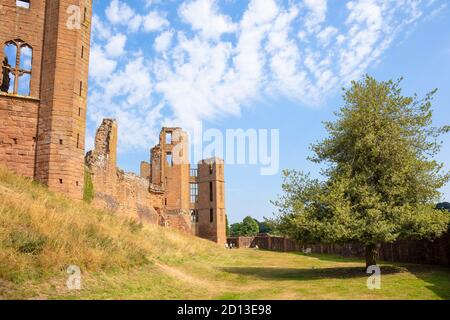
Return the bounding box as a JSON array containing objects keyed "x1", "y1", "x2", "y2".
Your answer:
[
  {"x1": 400, "y1": 264, "x2": 450, "y2": 300},
  {"x1": 221, "y1": 266, "x2": 403, "y2": 282},
  {"x1": 292, "y1": 253, "x2": 450, "y2": 299}
]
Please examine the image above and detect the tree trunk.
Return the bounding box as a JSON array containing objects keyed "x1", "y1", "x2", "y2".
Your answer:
[{"x1": 365, "y1": 244, "x2": 378, "y2": 269}]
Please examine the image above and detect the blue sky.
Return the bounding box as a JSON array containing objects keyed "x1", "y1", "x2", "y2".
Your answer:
[{"x1": 88, "y1": 0, "x2": 450, "y2": 224}]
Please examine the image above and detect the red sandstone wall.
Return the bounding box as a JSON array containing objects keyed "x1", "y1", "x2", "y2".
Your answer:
[
  {"x1": 0, "y1": 97, "x2": 39, "y2": 178},
  {"x1": 86, "y1": 119, "x2": 165, "y2": 225},
  {"x1": 35, "y1": 0, "x2": 92, "y2": 199},
  {"x1": 0, "y1": 0, "x2": 46, "y2": 178},
  {"x1": 196, "y1": 159, "x2": 227, "y2": 245}
]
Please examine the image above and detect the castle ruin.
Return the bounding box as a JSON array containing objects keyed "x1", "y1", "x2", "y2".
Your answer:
[{"x1": 0, "y1": 0, "x2": 226, "y2": 244}]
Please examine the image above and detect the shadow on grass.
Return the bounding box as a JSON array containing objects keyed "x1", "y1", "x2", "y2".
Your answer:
[
  {"x1": 401, "y1": 264, "x2": 450, "y2": 300},
  {"x1": 221, "y1": 266, "x2": 403, "y2": 282},
  {"x1": 230, "y1": 251, "x2": 450, "y2": 299},
  {"x1": 295, "y1": 253, "x2": 450, "y2": 299}
]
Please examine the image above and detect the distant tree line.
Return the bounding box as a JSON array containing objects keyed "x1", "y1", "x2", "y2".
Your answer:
[
  {"x1": 227, "y1": 216, "x2": 274, "y2": 237},
  {"x1": 436, "y1": 202, "x2": 450, "y2": 212}
]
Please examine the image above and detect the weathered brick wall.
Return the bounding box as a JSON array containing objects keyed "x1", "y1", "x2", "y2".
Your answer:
[
  {"x1": 0, "y1": 0, "x2": 45, "y2": 178},
  {"x1": 196, "y1": 159, "x2": 227, "y2": 245},
  {"x1": 163, "y1": 210, "x2": 196, "y2": 235},
  {"x1": 86, "y1": 119, "x2": 164, "y2": 224},
  {"x1": 308, "y1": 233, "x2": 450, "y2": 266},
  {"x1": 35, "y1": 0, "x2": 92, "y2": 200},
  {"x1": 0, "y1": 0, "x2": 92, "y2": 200},
  {"x1": 0, "y1": 96, "x2": 39, "y2": 178},
  {"x1": 228, "y1": 233, "x2": 450, "y2": 267}
]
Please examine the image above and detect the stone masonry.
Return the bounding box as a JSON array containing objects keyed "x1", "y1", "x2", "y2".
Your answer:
[
  {"x1": 86, "y1": 120, "x2": 227, "y2": 244},
  {"x1": 0, "y1": 1, "x2": 226, "y2": 244},
  {"x1": 0, "y1": 0, "x2": 92, "y2": 200}
]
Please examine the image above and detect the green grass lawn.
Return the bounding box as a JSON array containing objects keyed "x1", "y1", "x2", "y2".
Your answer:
[
  {"x1": 1, "y1": 166, "x2": 449, "y2": 300},
  {"x1": 4, "y1": 249, "x2": 449, "y2": 300}
]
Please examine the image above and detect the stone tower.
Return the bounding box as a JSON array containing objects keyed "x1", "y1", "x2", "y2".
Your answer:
[
  {"x1": 195, "y1": 158, "x2": 227, "y2": 245},
  {"x1": 145, "y1": 128, "x2": 227, "y2": 244},
  {"x1": 0, "y1": 0, "x2": 92, "y2": 199},
  {"x1": 152, "y1": 128, "x2": 191, "y2": 213}
]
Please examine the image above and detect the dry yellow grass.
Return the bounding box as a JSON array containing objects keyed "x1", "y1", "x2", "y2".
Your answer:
[{"x1": 0, "y1": 165, "x2": 221, "y2": 285}]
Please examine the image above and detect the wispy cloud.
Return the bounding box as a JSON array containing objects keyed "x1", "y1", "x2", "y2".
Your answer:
[{"x1": 88, "y1": 0, "x2": 446, "y2": 152}]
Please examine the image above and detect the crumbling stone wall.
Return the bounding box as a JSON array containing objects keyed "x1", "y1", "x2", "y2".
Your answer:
[{"x1": 86, "y1": 119, "x2": 164, "y2": 224}]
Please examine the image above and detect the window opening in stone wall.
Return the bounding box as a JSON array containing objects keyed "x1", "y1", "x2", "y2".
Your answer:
[
  {"x1": 210, "y1": 209, "x2": 214, "y2": 223},
  {"x1": 166, "y1": 131, "x2": 172, "y2": 144},
  {"x1": 17, "y1": 0, "x2": 30, "y2": 9},
  {"x1": 190, "y1": 165, "x2": 198, "y2": 177},
  {"x1": 190, "y1": 209, "x2": 199, "y2": 223},
  {"x1": 166, "y1": 152, "x2": 173, "y2": 167},
  {"x1": 190, "y1": 183, "x2": 198, "y2": 203},
  {"x1": 1, "y1": 40, "x2": 32, "y2": 95},
  {"x1": 209, "y1": 181, "x2": 213, "y2": 202}
]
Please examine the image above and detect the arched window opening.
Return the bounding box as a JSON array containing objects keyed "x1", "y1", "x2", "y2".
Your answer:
[{"x1": 1, "y1": 40, "x2": 32, "y2": 96}]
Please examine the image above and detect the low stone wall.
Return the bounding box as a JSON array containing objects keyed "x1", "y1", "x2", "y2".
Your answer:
[
  {"x1": 227, "y1": 235, "x2": 300, "y2": 252},
  {"x1": 308, "y1": 233, "x2": 450, "y2": 267},
  {"x1": 227, "y1": 233, "x2": 450, "y2": 267}
]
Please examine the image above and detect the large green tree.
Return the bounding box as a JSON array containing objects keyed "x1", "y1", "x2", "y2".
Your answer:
[{"x1": 272, "y1": 76, "x2": 450, "y2": 268}]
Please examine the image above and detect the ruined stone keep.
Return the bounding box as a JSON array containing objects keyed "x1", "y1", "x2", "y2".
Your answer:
[
  {"x1": 85, "y1": 120, "x2": 227, "y2": 245},
  {"x1": 0, "y1": 0, "x2": 92, "y2": 200},
  {"x1": 0, "y1": 1, "x2": 226, "y2": 244}
]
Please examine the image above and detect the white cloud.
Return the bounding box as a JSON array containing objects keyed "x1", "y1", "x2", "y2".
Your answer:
[
  {"x1": 154, "y1": 30, "x2": 174, "y2": 52},
  {"x1": 89, "y1": 45, "x2": 117, "y2": 81},
  {"x1": 303, "y1": 0, "x2": 328, "y2": 32},
  {"x1": 105, "y1": 0, "x2": 135, "y2": 26},
  {"x1": 105, "y1": 34, "x2": 127, "y2": 58},
  {"x1": 88, "y1": 0, "x2": 444, "y2": 151},
  {"x1": 142, "y1": 11, "x2": 170, "y2": 32},
  {"x1": 179, "y1": 0, "x2": 237, "y2": 40},
  {"x1": 317, "y1": 26, "x2": 338, "y2": 46}
]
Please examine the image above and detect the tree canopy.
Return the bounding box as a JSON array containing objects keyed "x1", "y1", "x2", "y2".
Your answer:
[
  {"x1": 272, "y1": 75, "x2": 450, "y2": 267},
  {"x1": 230, "y1": 216, "x2": 260, "y2": 236}
]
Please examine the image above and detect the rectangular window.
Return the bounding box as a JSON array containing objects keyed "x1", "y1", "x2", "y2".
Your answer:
[
  {"x1": 166, "y1": 153, "x2": 173, "y2": 167},
  {"x1": 81, "y1": 46, "x2": 84, "y2": 58},
  {"x1": 17, "y1": 0, "x2": 30, "y2": 8},
  {"x1": 76, "y1": 133, "x2": 80, "y2": 148},
  {"x1": 190, "y1": 183, "x2": 198, "y2": 204},
  {"x1": 166, "y1": 131, "x2": 172, "y2": 144},
  {"x1": 79, "y1": 81, "x2": 83, "y2": 96},
  {"x1": 190, "y1": 210, "x2": 199, "y2": 223},
  {"x1": 209, "y1": 164, "x2": 214, "y2": 175},
  {"x1": 210, "y1": 209, "x2": 214, "y2": 223},
  {"x1": 209, "y1": 181, "x2": 213, "y2": 202}
]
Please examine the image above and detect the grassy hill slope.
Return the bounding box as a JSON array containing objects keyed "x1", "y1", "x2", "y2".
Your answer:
[{"x1": 1, "y1": 166, "x2": 449, "y2": 300}]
